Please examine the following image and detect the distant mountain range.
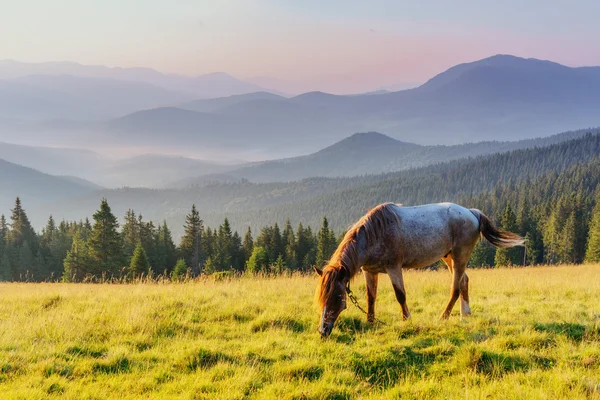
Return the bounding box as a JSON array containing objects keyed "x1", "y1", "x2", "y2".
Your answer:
[
  {"x1": 0, "y1": 60, "x2": 273, "y2": 98},
  {"x1": 19, "y1": 131, "x2": 599, "y2": 236},
  {"x1": 6, "y1": 54, "x2": 600, "y2": 156},
  {"x1": 172, "y1": 128, "x2": 598, "y2": 185},
  {"x1": 1, "y1": 126, "x2": 598, "y2": 231}
]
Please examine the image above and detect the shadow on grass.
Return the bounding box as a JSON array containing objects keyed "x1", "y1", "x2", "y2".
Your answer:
[
  {"x1": 534, "y1": 322, "x2": 586, "y2": 342},
  {"x1": 250, "y1": 317, "x2": 306, "y2": 333},
  {"x1": 186, "y1": 348, "x2": 234, "y2": 371},
  {"x1": 351, "y1": 346, "x2": 436, "y2": 388}
]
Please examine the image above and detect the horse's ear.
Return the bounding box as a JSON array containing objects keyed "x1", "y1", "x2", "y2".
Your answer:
[{"x1": 313, "y1": 266, "x2": 323, "y2": 276}]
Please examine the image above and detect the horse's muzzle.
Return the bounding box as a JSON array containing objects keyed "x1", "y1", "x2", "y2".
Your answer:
[
  {"x1": 319, "y1": 322, "x2": 333, "y2": 338},
  {"x1": 319, "y1": 308, "x2": 334, "y2": 338}
]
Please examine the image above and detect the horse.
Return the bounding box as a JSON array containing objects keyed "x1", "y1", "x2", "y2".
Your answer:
[{"x1": 314, "y1": 202, "x2": 524, "y2": 337}]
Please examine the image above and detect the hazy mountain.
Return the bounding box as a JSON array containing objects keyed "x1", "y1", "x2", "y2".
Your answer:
[
  {"x1": 28, "y1": 132, "x2": 600, "y2": 235},
  {"x1": 97, "y1": 154, "x2": 237, "y2": 188},
  {"x1": 174, "y1": 128, "x2": 599, "y2": 184},
  {"x1": 4, "y1": 75, "x2": 193, "y2": 120},
  {"x1": 179, "y1": 92, "x2": 286, "y2": 113},
  {"x1": 0, "y1": 158, "x2": 98, "y2": 213},
  {"x1": 0, "y1": 142, "x2": 106, "y2": 178},
  {"x1": 6, "y1": 55, "x2": 600, "y2": 157},
  {"x1": 0, "y1": 60, "x2": 272, "y2": 98}
]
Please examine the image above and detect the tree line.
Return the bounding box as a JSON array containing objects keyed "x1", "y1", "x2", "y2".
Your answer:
[{"x1": 0, "y1": 198, "x2": 340, "y2": 282}]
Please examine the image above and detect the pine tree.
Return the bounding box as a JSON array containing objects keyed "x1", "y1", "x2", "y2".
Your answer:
[
  {"x1": 585, "y1": 195, "x2": 600, "y2": 262},
  {"x1": 171, "y1": 259, "x2": 188, "y2": 281},
  {"x1": 129, "y1": 242, "x2": 150, "y2": 278},
  {"x1": 88, "y1": 199, "x2": 124, "y2": 278},
  {"x1": 469, "y1": 241, "x2": 496, "y2": 268},
  {"x1": 0, "y1": 252, "x2": 11, "y2": 281},
  {"x1": 242, "y1": 227, "x2": 254, "y2": 263},
  {"x1": 495, "y1": 204, "x2": 522, "y2": 266},
  {"x1": 122, "y1": 209, "x2": 140, "y2": 263},
  {"x1": 18, "y1": 240, "x2": 34, "y2": 280},
  {"x1": 155, "y1": 221, "x2": 177, "y2": 274},
  {"x1": 0, "y1": 215, "x2": 7, "y2": 277},
  {"x1": 214, "y1": 218, "x2": 233, "y2": 271},
  {"x1": 179, "y1": 205, "x2": 203, "y2": 276},
  {"x1": 247, "y1": 246, "x2": 268, "y2": 274},
  {"x1": 282, "y1": 219, "x2": 296, "y2": 270},
  {"x1": 8, "y1": 197, "x2": 37, "y2": 251},
  {"x1": 203, "y1": 257, "x2": 216, "y2": 274},
  {"x1": 63, "y1": 232, "x2": 91, "y2": 282},
  {"x1": 316, "y1": 217, "x2": 337, "y2": 267},
  {"x1": 230, "y1": 231, "x2": 244, "y2": 271}
]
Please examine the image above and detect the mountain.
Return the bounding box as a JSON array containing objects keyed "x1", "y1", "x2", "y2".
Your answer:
[
  {"x1": 34, "y1": 54, "x2": 600, "y2": 156},
  {"x1": 0, "y1": 60, "x2": 273, "y2": 98},
  {"x1": 96, "y1": 154, "x2": 237, "y2": 188},
  {"x1": 174, "y1": 128, "x2": 599, "y2": 184},
  {"x1": 27, "y1": 132, "x2": 600, "y2": 235},
  {"x1": 0, "y1": 142, "x2": 107, "y2": 179},
  {"x1": 179, "y1": 92, "x2": 286, "y2": 113},
  {"x1": 2, "y1": 75, "x2": 193, "y2": 121},
  {"x1": 0, "y1": 158, "x2": 99, "y2": 213}
]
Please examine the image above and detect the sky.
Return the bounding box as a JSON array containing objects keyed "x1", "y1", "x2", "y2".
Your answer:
[{"x1": 2, "y1": 0, "x2": 600, "y2": 94}]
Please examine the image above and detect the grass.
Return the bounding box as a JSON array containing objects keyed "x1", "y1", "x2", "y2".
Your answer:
[{"x1": 0, "y1": 264, "x2": 599, "y2": 399}]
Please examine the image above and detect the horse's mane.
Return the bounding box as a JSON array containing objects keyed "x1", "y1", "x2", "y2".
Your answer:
[{"x1": 316, "y1": 202, "x2": 400, "y2": 307}]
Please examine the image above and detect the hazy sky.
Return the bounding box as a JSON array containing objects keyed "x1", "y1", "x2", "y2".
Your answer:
[{"x1": 2, "y1": 1, "x2": 600, "y2": 93}]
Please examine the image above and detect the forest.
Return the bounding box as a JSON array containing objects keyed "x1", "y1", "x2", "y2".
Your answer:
[{"x1": 1, "y1": 134, "x2": 599, "y2": 282}]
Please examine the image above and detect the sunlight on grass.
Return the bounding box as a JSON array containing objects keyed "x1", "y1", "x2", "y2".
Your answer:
[{"x1": 0, "y1": 264, "x2": 599, "y2": 399}]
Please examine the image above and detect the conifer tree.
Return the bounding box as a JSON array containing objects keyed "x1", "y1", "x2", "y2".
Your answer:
[
  {"x1": 63, "y1": 232, "x2": 91, "y2": 282},
  {"x1": 585, "y1": 195, "x2": 600, "y2": 262},
  {"x1": 9, "y1": 197, "x2": 37, "y2": 251},
  {"x1": 282, "y1": 219, "x2": 296, "y2": 270},
  {"x1": 88, "y1": 199, "x2": 124, "y2": 278},
  {"x1": 0, "y1": 252, "x2": 10, "y2": 281},
  {"x1": 242, "y1": 227, "x2": 254, "y2": 263},
  {"x1": 171, "y1": 259, "x2": 188, "y2": 281},
  {"x1": 129, "y1": 242, "x2": 150, "y2": 278},
  {"x1": 214, "y1": 218, "x2": 233, "y2": 271},
  {"x1": 179, "y1": 205, "x2": 203, "y2": 276},
  {"x1": 18, "y1": 240, "x2": 34, "y2": 280},
  {"x1": 155, "y1": 221, "x2": 177, "y2": 274},
  {"x1": 469, "y1": 240, "x2": 496, "y2": 268},
  {"x1": 122, "y1": 209, "x2": 140, "y2": 262},
  {"x1": 494, "y1": 204, "x2": 522, "y2": 266},
  {"x1": 246, "y1": 246, "x2": 268, "y2": 274},
  {"x1": 316, "y1": 217, "x2": 337, "y2": 267}
]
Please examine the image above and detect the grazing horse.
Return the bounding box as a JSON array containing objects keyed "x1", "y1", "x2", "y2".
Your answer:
[{"x1": 315, "y1": 202, "x2": 524, "y2": 337}]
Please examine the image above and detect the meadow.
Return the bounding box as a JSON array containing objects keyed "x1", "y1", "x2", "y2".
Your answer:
[{"x1": 1, "y1": 265, "x2": 599, "y2": 399}]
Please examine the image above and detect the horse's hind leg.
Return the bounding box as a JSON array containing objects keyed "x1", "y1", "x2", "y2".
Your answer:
[
  {"x1": 387, "y1": 266, "x2": 411, "y2": 320},
  {"x1": 364, "y1": 271, "x2": 379, "y2": 323},
  {"x1": 442, "y1": 254, "x2": 471, "y2": 317}
]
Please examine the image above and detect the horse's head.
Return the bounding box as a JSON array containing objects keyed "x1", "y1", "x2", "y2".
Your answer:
[{"x1": 314, "y1": 265, "x2": 348, "y2": 338}]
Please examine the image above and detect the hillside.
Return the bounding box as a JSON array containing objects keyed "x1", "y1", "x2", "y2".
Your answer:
[
  {"x1": 0, "y1": 159, "x2": 99, "y2": 213},
  {"x1": 29, "y1": 132, "x2": 600, "y2": 234},
  {"x1": 175, "y1": 128, "x2": 599, "y2": 185}
]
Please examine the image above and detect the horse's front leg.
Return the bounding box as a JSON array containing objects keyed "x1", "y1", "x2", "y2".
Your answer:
[
  {"x1": 364, "y1": 270, "x2": 378, "y2": 323},
  {"x1": 387, "y1": 266, "x2": 411, "y2": 320}
]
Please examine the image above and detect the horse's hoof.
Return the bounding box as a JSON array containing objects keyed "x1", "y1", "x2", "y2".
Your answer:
[{"x1": 440, "y1": 313, "x2": 450, "y2": 320}]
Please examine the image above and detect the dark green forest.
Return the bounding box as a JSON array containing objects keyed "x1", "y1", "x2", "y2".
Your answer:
[{"x1": 1, "y1": 134, "x2": 599, "y2": 282}]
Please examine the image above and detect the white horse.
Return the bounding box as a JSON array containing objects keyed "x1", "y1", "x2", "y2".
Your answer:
[{"x1": 315, "y1": 202, "x2": 524, "y2": 337}]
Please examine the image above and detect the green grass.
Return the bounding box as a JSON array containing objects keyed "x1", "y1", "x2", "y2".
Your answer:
[{"x1": 1, "y1": 265, "x2": 599, "y2": 399}]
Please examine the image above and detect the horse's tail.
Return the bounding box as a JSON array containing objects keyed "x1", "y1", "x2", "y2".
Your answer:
[{"x1": 470, "y1": 209, "x2": 525, "y2": 248}]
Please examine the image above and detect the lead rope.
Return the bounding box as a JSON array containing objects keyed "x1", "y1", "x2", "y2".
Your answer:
[{"x1": 345, "y1": 284, "x2": 388, "y2": 326}]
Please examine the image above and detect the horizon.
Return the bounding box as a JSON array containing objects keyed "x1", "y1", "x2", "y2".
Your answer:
[{"x1": 2, "y1": 1, "x2": 600, "y2": 94}]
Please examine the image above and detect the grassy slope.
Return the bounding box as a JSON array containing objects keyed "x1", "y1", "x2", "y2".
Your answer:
[{"x1": 1, "y1": 265, "x2": 599, "y2": 399}]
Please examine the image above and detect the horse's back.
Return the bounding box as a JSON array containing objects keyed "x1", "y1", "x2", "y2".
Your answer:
[{"x1": 390, "y1": 203, "x2": 480, "y2": 267}]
